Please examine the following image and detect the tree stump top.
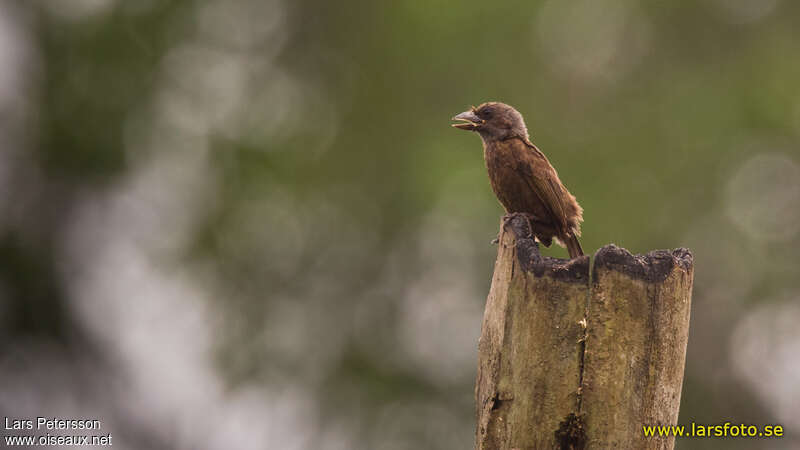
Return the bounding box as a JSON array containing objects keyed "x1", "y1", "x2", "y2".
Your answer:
[{"x1": 477, "y1": 216, "x2": 694, "y2": 450}]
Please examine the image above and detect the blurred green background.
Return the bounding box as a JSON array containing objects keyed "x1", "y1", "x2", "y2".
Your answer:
[{"x1": 1, "y1": 0, "x2": 799, "y2": 448}]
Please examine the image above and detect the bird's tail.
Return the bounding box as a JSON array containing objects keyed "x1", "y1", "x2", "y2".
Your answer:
[{"x1": 564, "y1": 234, "x2": 584, "y2": 259}]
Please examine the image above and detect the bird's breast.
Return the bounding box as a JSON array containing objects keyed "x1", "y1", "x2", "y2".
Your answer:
[{"x1": 483, "y1": 140, "x2": 541, "y2": 214}]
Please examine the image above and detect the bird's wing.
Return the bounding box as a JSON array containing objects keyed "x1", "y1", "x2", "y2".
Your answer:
[{"x1": 515, "y1": 139, "x2": 570, "y2": 230}]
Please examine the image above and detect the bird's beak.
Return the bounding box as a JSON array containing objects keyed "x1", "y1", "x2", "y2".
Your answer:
[{"x1": 451, "y1": 110, "x2": 482, "y2": 131}]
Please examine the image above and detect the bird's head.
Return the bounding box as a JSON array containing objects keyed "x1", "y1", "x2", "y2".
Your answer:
[{"x1": 451, "y1": 102, "x2": 529, "y2": 142}]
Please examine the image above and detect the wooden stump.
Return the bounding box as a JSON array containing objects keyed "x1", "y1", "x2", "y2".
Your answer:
[{"x1": 475, "y1": 215, "x2": 693, "y2": 450}]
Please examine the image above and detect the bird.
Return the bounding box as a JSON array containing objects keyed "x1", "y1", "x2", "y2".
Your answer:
[{"x1": 451, "y1": 102, "x2": 584, "y2": 258}]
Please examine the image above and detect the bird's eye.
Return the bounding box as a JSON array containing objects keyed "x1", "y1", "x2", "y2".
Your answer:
[{"x1": 481, "y1": 109, "x2": 492, "y2": 118}]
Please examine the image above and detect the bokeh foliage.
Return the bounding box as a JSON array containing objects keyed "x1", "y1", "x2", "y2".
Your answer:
[{"x1": 1, "y1": 0, "x2": 799, "y2": 448}]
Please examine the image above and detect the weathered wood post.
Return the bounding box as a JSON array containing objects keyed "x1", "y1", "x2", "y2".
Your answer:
[{"x1": 475, "y1": 215, "x2": 693, "y2": 450}]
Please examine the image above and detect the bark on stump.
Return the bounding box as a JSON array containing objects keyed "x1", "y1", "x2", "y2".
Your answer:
[{"x1": 476, "y1": 215, "x2": 693, "y2": 450}]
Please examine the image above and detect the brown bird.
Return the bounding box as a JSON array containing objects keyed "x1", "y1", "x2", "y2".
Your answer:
[{"x1": 452, "y1": 102, "x2": 584, "y2": 258}]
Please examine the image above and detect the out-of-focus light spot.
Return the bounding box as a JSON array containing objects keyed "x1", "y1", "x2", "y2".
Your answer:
[
  {"x1": 0, "y1": 0, "x2": 38, "y2": 231},
  {"x1": 535, "y1": 0, "x2": 650, "y2": 84},
  {"x1": 62, "y1": 148, "x2": 317, "y2": 449},
  {"x1": 11, "y1": 0, "x2": 351, "y2": 447},
  {"x1": 315, "y1": 418, "x2": 359, "y2": 450},
  {"x1": 119, "y1": 0, "x2": 160, "y2": 16},
  {"x1": 204, "y1": 386, "x2": 315, "y2": 450},
  {"x1": 196, "y1": 0, "x2": 286, "y2": 52},
  {"x1": 371, "y1": 400, "x2": 473, "y2": 450},
  {"x1": 706, "y1": 0, "x2": 781, "y2": 25},
  {"x1": 39, "y1": 0, "x2": 118, "y2": 22},
  {"x1": 142, "y1": 0, "x2": 338, "y2": 157},
  {"x1": 397, "y1": 210, "x2": 483, "y2": 386},
  {"x1": 218, "y1": 189, "x2": 306, "y2": 280},
  {"x1": 681, "y1": 214, "x2": 758, "y2": 379},
  {"x1": 682, "y1": 214, "x2": 758, "y2": 306},
  {"x1": 304, "y1": 194, "x2": 380, "y2": 280},
  {"x1": 234, "y1": 68, "x2": 341, "y2": 156},
  {"x1": 158, "y1": 44, "x2": 249, "y2": 136},
  {"x1": 0, "y1": 2, "x2": 35, "y2": 112},
  {"x1": 0, "y1": 344, "x2": 127, "y2": 445},
  {"x1": 730, "y1": 298, "x2": 800, "y2": 429},
  {"x1": 725, "y1": 153, "x2": 800, "y2": 243},
  {"x1": 258, "y1": 295, "x2": 349, "y2": 385},
  {"x1": 399, "y1": 272, "x2": 482, "y2": 385}
]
